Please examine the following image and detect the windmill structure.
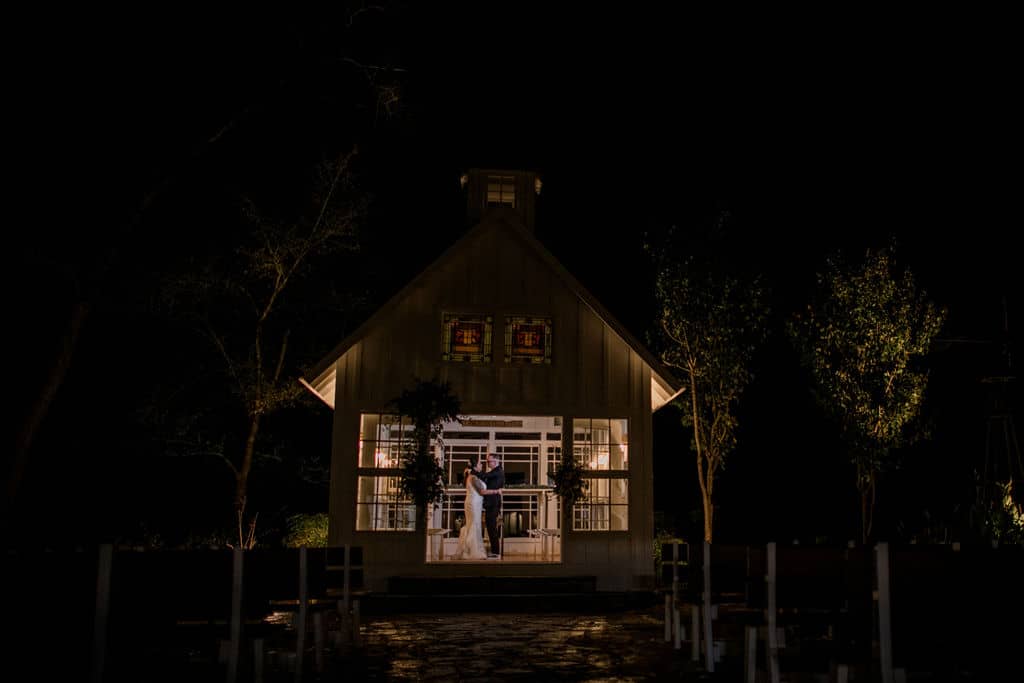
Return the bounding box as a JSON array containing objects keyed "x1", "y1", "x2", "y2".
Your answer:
[
  {"x1": 978, "y1": 297, "x2": 1022, "y2": 519},
  {"x1": 933, "y1": 293, "x2": 1022, "y2": 541}
]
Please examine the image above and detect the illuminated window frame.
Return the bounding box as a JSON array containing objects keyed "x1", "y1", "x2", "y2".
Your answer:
[
  {"x1": 505, "y1": 316, "x2": 552, "y2": 364},
  {"x1": 572, "y1": 418, "x2": 629, "y2": 471},
  {"x1": 356, "y1": 413, "x2": 417, "y2": 531},
  {"x1": 435, "y1": 415, "x2": 564, "y2": 549},
  {"x1": 442, "y1": 314, "x2": 493, "y2": 363},
  {"x1": 496, "y1": 444, "x2": 541, "y2": 486},
  {"x1": 486, "y1": 175, "x2": 515, "y2": 208},
  {"x1": 571, "y1": 418, "x2": 629, "y2": 531},
  {"x1": 573, "y1": 477, "x2": 629, "y2": 531}
]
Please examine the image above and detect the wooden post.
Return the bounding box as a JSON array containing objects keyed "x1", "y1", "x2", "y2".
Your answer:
[
  {"x1": 745, "y1": 544, "x2": 752, "y2": 604},
  {"x1": 876, "y1": 542, "x2": 893, "y2": 683},
  {"x1": 673, "y1": 607, "x2": 682, "y2": 650},
  {"x1": 227, "y1": 548, "x2": 244, "y2": 683},
  {"x1": 664, "y1": 594, "x2": 672, "y2": 642},
  {"x1": 253, "y1": 638, "x2": 264, "y2": 683},
  {"x1": 91, "y1": 543, "x2": 113, "y2": 683},
  {"x1": 338, "y1": 609, "x2": 352, "y2": 647},
  {"x1": 767, "y1": 542, "x2": 780, "y2": 683},
  {"x1": 691, "y1": 604, "x2": 700, "y2": 661},
  {"x1": 744, "y1": 624, "x2": 757, "y2": 683},
  {"x1": 295, "y1": 546, "x2": 308, "y2": 682},
  {"x1": 343, "y1": 544, "x2": 351, "y2": 614},
  {"x1": 703, "y1": 541, "x2": 714, "y2": 673},
  {"x1": 313, "y1": 611, "x2": 325, "y2": 673},
  {"x1": 671, "y1": 541, "x2": 679, "y2": 609},
  {"x1": 352, "y1": 599, "x2": 362, "y2": 647}
]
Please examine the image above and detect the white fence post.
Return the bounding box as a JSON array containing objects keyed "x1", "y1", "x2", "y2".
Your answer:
[
  {"x1": 703, "y1": 541, "x2": 714, "y2": 672},
  {"x1": 691, "y1": 604, "x2": 700, "y2": 661},
  {"x1": 744, "y1": 624, "x2": 757, "y2": 683},
  {"x1": 352, "y1": 599, "x2": 362, "y2": 647},
  {"x1": 672, "y1": 541, "x2": 679, "y2": 608},
  {"x1": 313, "y1": 611, "x2": 325, "y2": 673},
  {"x1": 253, "y1": 638, "x2": 264, "y2": 683},
  {"x1": 343, "y1": 544, "x2": 351, "y2": 614},
  {"x1": 664, "y1": 594, "x2": 672, "y2": 642},
  {"x1": 295, "y1": 546, "x2": 308, "y2": 682},
  {"x1": 91, "y1": 543, "x2": 113, "y2": 683},
  {"x1": 227, "y1": 548, "x2": 244, "y2": 683},
  {"x1": 767, "y1": 542, "x2": 780, "y2": 683},
  {"x1": 876, "y1": 542, "x2": 893, "y2": 683}
]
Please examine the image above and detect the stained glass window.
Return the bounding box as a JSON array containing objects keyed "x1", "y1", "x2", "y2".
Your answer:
[
  {"x1": 505, "y1": 316, "x2": 552, "y2": 364},
  {"x1": 442, "y1": 314, "x2": 493, "y2": 362}
]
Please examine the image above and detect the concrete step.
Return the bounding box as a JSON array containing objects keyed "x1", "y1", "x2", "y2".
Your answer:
[
  {"x1": 386, "y1": 574, "x2": 598, "y2": 595},
  {"x1": 354, "y1": 589, "x2": 660, "y2": 614}
]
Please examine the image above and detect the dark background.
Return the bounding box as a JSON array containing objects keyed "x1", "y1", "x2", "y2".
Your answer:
[{"x1": 9, "y1": 6, "x2": 1019, "y2": 547}]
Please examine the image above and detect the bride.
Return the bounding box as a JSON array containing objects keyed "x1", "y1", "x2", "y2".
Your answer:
[{"x1": 453, "y1": 456, "x2": 487, "y2": 560}]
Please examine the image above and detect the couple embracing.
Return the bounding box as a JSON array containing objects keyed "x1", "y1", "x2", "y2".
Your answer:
[{"x1": 453, "y1": 452, "x2": 504, "y2": 560}]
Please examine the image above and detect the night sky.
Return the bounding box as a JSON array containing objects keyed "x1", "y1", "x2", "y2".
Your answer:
[{"x1": 9, "y1": 7, "x2": 1019, "y2": 546}]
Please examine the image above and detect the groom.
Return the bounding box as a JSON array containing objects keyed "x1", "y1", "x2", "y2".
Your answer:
[{"x1": 479, "y1": 452, "x2": 504, "y2": 558}]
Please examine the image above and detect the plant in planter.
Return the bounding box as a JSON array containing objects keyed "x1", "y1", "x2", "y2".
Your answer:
[
  {"x1": 548, "y1": 454, "x2": 588, "y2": 512},
  {"x1": 387, "y1": 377, "x2": 462, "y2": 531}
]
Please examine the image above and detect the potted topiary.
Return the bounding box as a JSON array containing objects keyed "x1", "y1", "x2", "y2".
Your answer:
[
  {"x1": 548, "y1": 454, "x2": 588, "y2": 523},
  {"x1": 388, "y1": 377, "x2": 462, "y2": 532}
]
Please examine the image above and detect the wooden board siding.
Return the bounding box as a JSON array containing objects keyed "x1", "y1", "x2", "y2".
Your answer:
[
  {"x1": 323, "y1": 218, "x2": 663, "y2": 589},
  {"x1": 332, "y1": 224, "x2": 650, "y2": 416}
]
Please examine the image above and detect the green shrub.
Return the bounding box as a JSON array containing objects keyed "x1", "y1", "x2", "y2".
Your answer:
[
  {"x1": 653, "y1": 529, "x2": 680, "y2": 587},
  {"x1": 284, "y1": 513, "x2": 329, "y2": 548}
]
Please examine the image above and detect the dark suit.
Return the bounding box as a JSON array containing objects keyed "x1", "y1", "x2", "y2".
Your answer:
[{"x1": 480, "y1": 464, "x2": 504, "y2": 556}]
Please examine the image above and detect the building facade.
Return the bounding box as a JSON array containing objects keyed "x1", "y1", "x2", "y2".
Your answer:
[{"x1": 301, "y1": 169, "x2": 681, "y2": 591}]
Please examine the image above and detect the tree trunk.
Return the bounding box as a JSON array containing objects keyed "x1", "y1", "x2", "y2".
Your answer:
[
  {"x1": 860, "y1": 488, "x2": 868, "y2": 545},
  {"x1": 235, "y1": 413, "x2": 261, "y2": 548},
  {"x1": 7, "y1": 301, "x2": 89, "y2": 516},
  {"x1": 858, "y1": 468, "x2": 876, "y2": 544},
  {"x1": 689, "y1": 368, "x2": 714, "y2": 543},
  {"x1": 696, "y1": 451, "x2": 714, "y2": 543},
  {"x1": 702, "y1": 485, "x2": 714, "y2": 543}
]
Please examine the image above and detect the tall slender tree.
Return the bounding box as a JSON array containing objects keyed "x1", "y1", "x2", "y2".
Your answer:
[
  {"x1": 6, "y1": 8, "x2": 410, "y2": 532},
  {"x1": 648, "y1": 228, "x2": 769, "y2": 543},
  {"x1": 788, "y1": 244, "x2": 946, "y2": 543},
  {"x1": 161, "y1": 150, "x2": 364, "y2": 548}
]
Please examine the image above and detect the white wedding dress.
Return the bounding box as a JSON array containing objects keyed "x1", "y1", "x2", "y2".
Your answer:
[{"x1": 453, "y1": 473, "x2": 487, "y2": 560}]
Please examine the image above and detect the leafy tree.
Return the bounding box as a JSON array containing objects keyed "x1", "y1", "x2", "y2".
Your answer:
[
  {"x1": 649, "y1": 240, "x2": 769, "y2": 543},
  {"x1": 160, "y1": 150, "x2": 364, "y2": 549},
  {"x1": 987, "y1": 479, "x2": 1024, "y2": 544},
  {"x1": 788, "y1": 245, "x2": 946, "y2": 543},
  {"x1": 388, "y1": 377, "x2": 462, "y2": 531},
  {"x1": 284, "y1": 513, "x2": 329, "y2": 548},
  {"x1": 6, "y1": 8, "x2": 411, "y2": 534}
]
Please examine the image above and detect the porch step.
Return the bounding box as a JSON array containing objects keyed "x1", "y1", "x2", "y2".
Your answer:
[
  {"x1": 387, "y1": 574, "x2": 596, "y2": 595},
  {"x1": 359, "y1": 587, "x2": 659, "y2": 615}
]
